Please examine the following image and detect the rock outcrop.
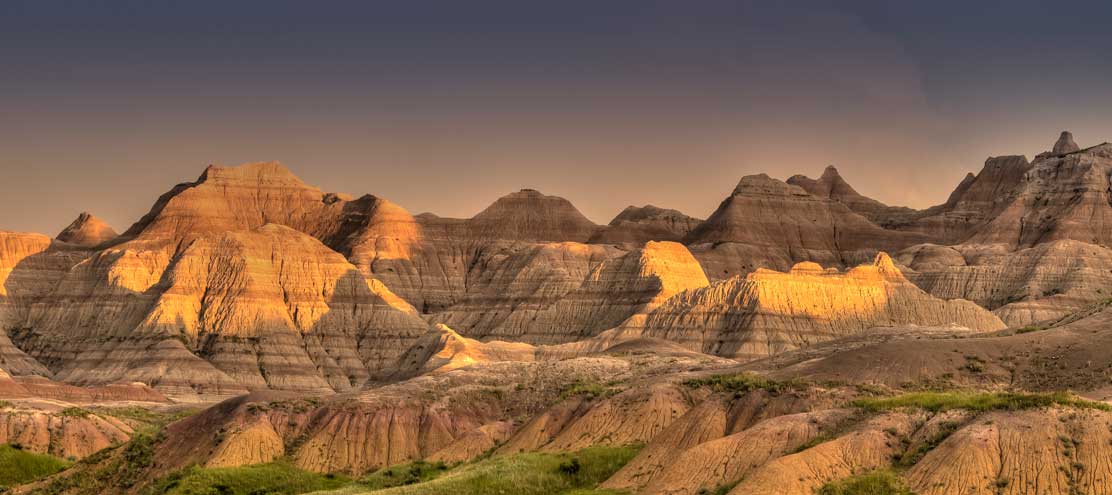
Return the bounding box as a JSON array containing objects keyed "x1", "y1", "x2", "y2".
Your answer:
[
  {"x1": 465, "y1": 189, "x2": 599, "y2": 242},
  {"x1": 439, "y1": 241, "x2": 709, "y2": 344},
  {"x1": 589, "y1": 205, "x2": 702, "y2": 246},
  {"x1": 685, "y1": 174, "x2": 930, "y2": 280},
  {"x1": 1052, "y1": 130, "x2": 1081, "y2": 155},
  {"x1": 633, "y1": 253, "x2": 1003, "y2": 360},
  {"x1": 787, "y1": 166, "x2": 918, "y2": 227},
  {"x1": 55, "y1": 212, "x2": 118, "y2": 247}
]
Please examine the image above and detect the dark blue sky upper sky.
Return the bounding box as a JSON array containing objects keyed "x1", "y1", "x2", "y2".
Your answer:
[{"x1": 3, "y1": 1, "x2": 1111, "y2": 233}]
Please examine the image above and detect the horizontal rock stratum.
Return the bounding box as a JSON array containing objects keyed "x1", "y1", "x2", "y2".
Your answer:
[{"x1": 10, "y1": 132, "x2": 1112, "y2": 495}]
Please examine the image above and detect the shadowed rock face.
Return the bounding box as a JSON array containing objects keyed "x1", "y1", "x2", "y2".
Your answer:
[
  {"x1": 1053, "y1": 130, "x2": 1081, "y2": 155},
  {"x1": 589, "y1": 205, "x2": 702, "y2": 246},
  {"x1": 787, "y1": 166, "x2": 919, "y2": 227},
  {"x1": 685, "y1": 174, "x2": 931, "y2": 278},
  {"x1": 56, "y1": 212, "x2": 118, "y2": 246},
  {"x1": 466, "y1": 189, "x2": 599, "y2": 242}
]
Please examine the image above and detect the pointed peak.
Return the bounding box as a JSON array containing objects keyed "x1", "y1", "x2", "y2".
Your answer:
[
  {"x1": 820, "y1": 164, "x2": 842, "y2": 179},
  {"x1": 56, "y1": 211, "x2": 118, "y2": 246},
  {"x1": 1053, "y1": 131, "x2": 1080, "y2": 155},
  {"x1": 872, "y1": 251, "x2": 900, "y2": 275}
]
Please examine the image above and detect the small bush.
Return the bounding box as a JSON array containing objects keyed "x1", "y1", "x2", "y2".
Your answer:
[
  {"x1": 560, "y1": 380, "x2": 615, "y2": 400},
  {"x1": 58, "y1": 407, "x2": 91, "y2": 418},
  {"x1": 558, "y1": 458, "x2": 582, "y2": 475}
]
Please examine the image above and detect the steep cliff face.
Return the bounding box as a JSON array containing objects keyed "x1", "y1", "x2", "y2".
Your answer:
[
  {"x1": 906, "y1": 155, "x2": 1032, "y2": 244},
  {"x1": 635, "y1": 253, "x2": 1003, "y2": 360},
  {"x1": 589, "y1": 205, "x2": 702, "y2": 246},
  {"x1": 685, "y1": 174, "x2": 930, "y2": 280},
  {"x1": 55, "y1": 212, "x2": 118, "y2": 247},
  {"x1": 967, "y1": 143, "x2": 1112, "y2": 247}
]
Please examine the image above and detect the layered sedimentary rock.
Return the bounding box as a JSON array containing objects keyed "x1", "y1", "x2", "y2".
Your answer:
[
  {"x1": 787, "y1": 166, "x2": 918, "y2": 227},
  {"x1": 898, "y1": 240, "x2": 1112, "y2": 325},
  {"x1": 966, "y1": 142, "x2": 1112, "y2": 247},
  {"x1": 388, "y1": 324, "x2": 535, "y2": 379},
  {"x1": 0, "y1": 401, "x2": 134, "y2": 459},
  {"x1": 685, "y1": 174, "x2": 930, "y2": 280},
  {"x1": 439, "y1": 241, "x2": 709, "y2": 344},
  {"x1": 55, "y1": 212, "x2": 118, "y2": 247},
  {"x1": 465, "y1": 189, "x2": 599, "y2": 242},
  {"x1": 15, "y1": 224, "x2": 428, "y2": 398},
  {"x1": 904, "y1": 154, "x2": 1032, "y2": 244},
  {"x1": 633, "y1": 253, "x2": 1003, "y2": 360},
  {"x1": 589, "y1": 205, "x2": 702, "y2": 246}
]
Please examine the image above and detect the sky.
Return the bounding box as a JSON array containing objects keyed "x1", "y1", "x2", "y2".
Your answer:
[{"x1": 3, "y1": 0, "x2": 1112, "y2": 234}]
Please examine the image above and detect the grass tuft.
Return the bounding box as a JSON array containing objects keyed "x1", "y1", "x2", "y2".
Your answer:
[
  {"x1": 0, "y1": 444, "x2": 71, "y2": 489},
  {"x1": 149, "y1": 461, "x2": 350, "y2": 495},
  {"x1": 852, "y1": 391, "x2": 1112, "y2": 413},
  {"x1": 323, "y1": 444, "x2": 640, "y2": 495},
  {"x1": 682, "y1": 373, "x2": 804, "y2": 396},
  {"x1": 817, "y1": 469, "x2": 914, "y2": 495},
  {"x1": 360, "y1": 460, "x2": 449, "y2": 489}
]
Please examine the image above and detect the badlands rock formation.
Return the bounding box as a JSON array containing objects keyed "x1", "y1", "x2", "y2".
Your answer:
[
  {"x1": 632, "y1": 253, "x2": 1003, "y2": 360},
  {"x1": 55, "y1": 212, "x2": 118, "y2": 246},
  {"x1": 787, "y1": 165, "x2": 919, "y2": 227},
  {"x1": 2, "y1": 131, "x2": 1110, "y2": 400},
  {"x1": 589, "y1": 205, "x2": 702, "y2": 246},
  {"x1": 685, "y1": 174, "x2": 930, "y2": 279}
]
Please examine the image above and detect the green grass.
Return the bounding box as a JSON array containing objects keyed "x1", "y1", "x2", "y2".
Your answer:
[
  {"x1": 852, "y1": 391, "x2": 1112, "y2": 413},
  {"x1": 58, "y1": 407, "x2": 91, "y2": 418},
  {"x1": 560, "y1": 380, "x2": 616, "y2": 400},
  {"x1": 682, "y1": 373, "x2": 804, "y2": 396},
  {"x1": 149, "y1": 461, "x2": 351, "y2": 495},
  {"x1": 896, "y1": 420, "x2": 962, "y2": 467},
  {"x1": 319, "y1": 444, "x2": 640, "y2": 494},
  {"x1": 360, "y1": 460, "x2": 450, "y2": 489},
  {"x1": 0, "y1": 444, "x2": 72, "y2": 489},
  {"x1": 817, "y1": 470, "x2": 915, "y2": 495}
]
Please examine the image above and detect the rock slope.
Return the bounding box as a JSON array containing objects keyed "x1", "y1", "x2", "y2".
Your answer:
[
  {"x1": 55, "y1": 212, "x2": 118, "y2": 247},
  {"x1": 633, "y1": 253, "x2": 1003, "y2": 360}
]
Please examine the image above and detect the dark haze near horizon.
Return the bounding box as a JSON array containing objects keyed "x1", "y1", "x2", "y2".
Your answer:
[{"x1": 3, "y1": 0, "x2": 1112, "y2": 234}]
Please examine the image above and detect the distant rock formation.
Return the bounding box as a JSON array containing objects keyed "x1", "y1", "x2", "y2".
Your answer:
[
  {"x1": 685, "y1": 174, "x2": 930, "y2": 279},
  {"x1": 466, "y1": 189, "x2": 599, "y2": 242},
  {"x1": 55, "y1": 212, "x2": 117, "y2": 246},
  {"x1": 589, "y1": 205, "x2": 702, "y2": 246},
  {"x1": 634, "y1": 253, "x2": 1003, "y2": 360},
  {"x1": 787, "y1": 165, "x2": 918, "y2": 227},
  {"x1": 1053, "y1": 130, "x2": 1081, "y2": 155}
]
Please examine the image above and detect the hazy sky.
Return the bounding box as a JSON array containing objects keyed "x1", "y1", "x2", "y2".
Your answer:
[{"x1": 3, "y1": 1, "x2": 1112, "y2": 234}]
